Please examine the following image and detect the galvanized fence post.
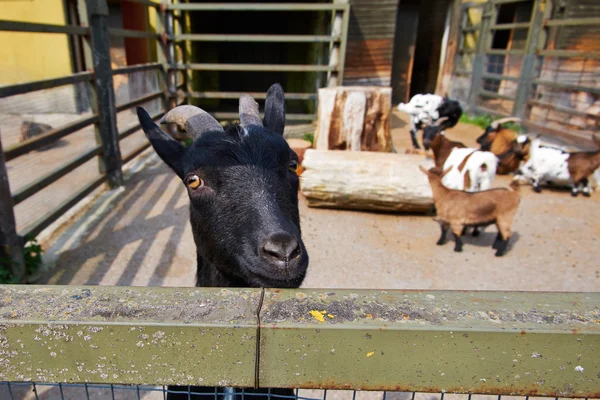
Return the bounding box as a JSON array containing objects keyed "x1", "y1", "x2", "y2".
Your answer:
[
  {"x1": 86, "y1": 0, "x2": 124, "y2": 188},
  {"x1": 466, "y1": 1, "x2": 495, "y2": 113},
  {"x1": 327, "y1": 0, "x2": 349, "y2": 87},
  {"x1": 512, "y1": 0, "x2": 548, "y2": 119},
  {"x1": 0, "y1": 135, "x2": 25, "y2": 282}
]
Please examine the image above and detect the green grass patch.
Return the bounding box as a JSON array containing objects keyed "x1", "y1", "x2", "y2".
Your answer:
[{"x1": 459, "y1": 114, "x2": 522, "y2": 133}]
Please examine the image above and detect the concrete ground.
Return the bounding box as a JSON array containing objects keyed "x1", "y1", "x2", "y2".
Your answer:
[
  {"x1": 39, "y1": 109, "x2": 600, "y2": 291},
  {"x1": 4, "y1": 110, "x2": 597, "y2": 399}
]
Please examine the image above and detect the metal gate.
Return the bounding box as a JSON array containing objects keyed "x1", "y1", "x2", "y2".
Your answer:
[{"x1": 450, "y1": 0, "x2": 600, "y2": 148}]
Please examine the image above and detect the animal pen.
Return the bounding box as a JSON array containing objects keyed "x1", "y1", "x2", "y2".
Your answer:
[
  {"x1": 0, "y1": 0, "x2": 599, "y2": 399},
  {"x1": 447, "y1": 0, "x2": 600, "y2": 148}
]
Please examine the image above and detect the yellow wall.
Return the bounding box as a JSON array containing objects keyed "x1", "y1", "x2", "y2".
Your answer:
[{"x1": 0, "y1": 0, "x2": 72, "y2": 85}]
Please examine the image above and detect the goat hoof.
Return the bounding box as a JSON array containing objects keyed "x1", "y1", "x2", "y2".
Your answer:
[
  {"x1": 533, "y1": 186, "x2": 542, "y2": 193},
  {"x1": 492, "y1": 242, "x2": 500, "y2": 250},
  {"x1": 495, "y1": 250, "x2": 505, "y2": 257},
  {"x1": 583, "y1": 192, "x2": 591, "y2": 197},
  {"x1": 571, "y1": 191, "x2": 578, "y2": 197},
  {"x1": 454, "y1": 247, "x2": 463, "y2": 253},
  {"x1": 436, "y1": 239, "x2": 446, "y2": 246}
]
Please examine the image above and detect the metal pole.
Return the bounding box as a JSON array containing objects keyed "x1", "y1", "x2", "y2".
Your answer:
[
  {"x1": 0, "y1": 134, "x2": 25, "y2": 282},
  {"x1": 86, "y1": 0, "x2": 124, "y2": 188},
  {"x1": 512, "y1": 0, "x2": 549, "y2": 119},
  {"x1": 466, "y1": 1, "x2": 495, "y2": 113},
  {"x1": 327, "y1": 0, "x2": 349, "y2": 87}
]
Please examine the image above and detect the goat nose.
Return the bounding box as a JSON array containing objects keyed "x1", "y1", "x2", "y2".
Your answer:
[{"x1": 260, "y1": 233, "x2": 300, "y2": 263}]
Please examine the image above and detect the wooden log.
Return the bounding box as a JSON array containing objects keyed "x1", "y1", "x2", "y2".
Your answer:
[
  {"x1": 314, "y1": 86, "x2": 392, "y2": 152},
  {"x1": 300, "y1": 149, "x2": 434, "y2": 213}
]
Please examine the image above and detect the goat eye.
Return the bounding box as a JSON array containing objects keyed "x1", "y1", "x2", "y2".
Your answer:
[
  {"x1": 186, "y1": 175, "x2": 203, "y2": 190},
  {"x1": 288, "y1": 160, "x2": 298, "y2": 172}
]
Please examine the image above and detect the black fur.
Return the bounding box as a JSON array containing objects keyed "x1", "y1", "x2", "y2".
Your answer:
[
  {"x1": 421, "y1": 98, "x2": 463, "y2": 150},
  {"x1": 137, "y1": 85, "x2": 308, "y2": 400}
]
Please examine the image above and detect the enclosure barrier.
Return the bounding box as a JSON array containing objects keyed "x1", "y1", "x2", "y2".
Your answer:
[
  {"x1": 449, "y1": 0, "x2": 600, "y2": 147},
  {"x1": 0, "y1": 0, "x2": 177, "y2": 282},
  {"x1": 0, "y1": 285, "x2": 598, "y2": 398},
  {"x1": 166, "y1": 1, "x2": 350, "y2": 122}
]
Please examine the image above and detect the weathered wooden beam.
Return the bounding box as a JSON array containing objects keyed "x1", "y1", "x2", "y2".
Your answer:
[{"x1": 300, "y1": 149, "x2": 433, "y2": 213}]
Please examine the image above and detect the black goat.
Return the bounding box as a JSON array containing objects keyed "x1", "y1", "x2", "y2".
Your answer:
[{"x1": 137, "y1": 84, "x2": 308, "y2": 400}]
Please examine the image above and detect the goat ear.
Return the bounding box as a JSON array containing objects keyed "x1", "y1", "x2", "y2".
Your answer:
[
  {"x1": 264, "y1": 83, "x2": 285, "y2": 135},
  {"x1": 137, "y1": 107, "x2": 186, "y2": 179}
]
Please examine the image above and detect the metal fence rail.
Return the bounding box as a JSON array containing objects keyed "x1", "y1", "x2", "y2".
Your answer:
[
  {"x1": 0, "y1": 285, "x2": 598, "y2": 397},
  {"x1": 168, "y1": 1, "x2": 350, "y2": 121},
  {"x1": 0, "y1": 0, "x2": 173, "y2": 282},
  {"x1": 449, "y1": 0, "x2": 600, "y2": 147}
]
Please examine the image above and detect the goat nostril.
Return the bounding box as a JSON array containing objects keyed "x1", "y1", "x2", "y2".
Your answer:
[{"x1": 261, "y1": 233, "x2": 300, "y2": 264}]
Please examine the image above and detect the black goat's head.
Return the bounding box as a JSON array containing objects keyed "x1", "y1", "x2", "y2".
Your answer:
[
  {"x1": 422, "y1": 117, "x2": 449, "y2": 150},
  {"x1": 137, "y1": 84, "x2": 308, "y2": 288},
  {"x1": 476, "y1": 126, "x2": 495, "y2": 150}
]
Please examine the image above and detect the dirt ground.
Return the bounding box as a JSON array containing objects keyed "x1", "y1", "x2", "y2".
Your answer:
[{"x1": 39, "y1": 109, "x2": 600, "y2": 291}]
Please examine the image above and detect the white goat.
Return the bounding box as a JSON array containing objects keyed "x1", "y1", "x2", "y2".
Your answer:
[
  {"x1": 398, "y1": 94, "x2": 444, "y2": 149},
  {"x1": 442, "y1": 148, "x2": 498, "y2": 192}
]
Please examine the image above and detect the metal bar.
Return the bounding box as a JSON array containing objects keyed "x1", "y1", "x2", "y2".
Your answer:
[
  {"x1": 522, "y1": 120, "x2": 598, "y2": 148},
  {"x1": 187, "y1": 91, "x2": 316, "y2": 100},
  {"x1": 512, "y1": 0, "x2": 545, "y2": 118},
  {"x1": 467, "y1": 1, "x2": 495, "y2": 111},
  {"x1": 0, "y1": 137, "x2": 25, "y2": 282},
  {"x1": 123, "y1": 142, "x2": 152, "y2": 164},
  {"x1": 337, "y1": 3, "x2": 350, "y2": 85},
  {"x1": 118, "y1": 111, "x2": 165, "y2": 141},
  {"x1": 527, "y1": 99, "x2": 600, "y2": 119},
  {"x1": 121, "y1": 0, "x2": 160, "y2": 7},
  {"x1": 112, "y1": 62, "x2": 163, "y2": 76},
  {"x1": 532, "y1": 80, "x2": 600, "y2": 96},
  {"x1": 491, "y1": 22, "x2": 531, "y2": 30},
  {"x1": 211, "y1": 112, "x2": 317, "y2": 121},
  {"x1": 173, "y1": 63, "x2": 335, "y2": 72},
  {"x1": 115, "y1": 90, "x2": 165, "y2": 113},
  {"x1": 87, "y1": 0, "x2": 123, "y2": 188},
  {"x1": 486, "y1": 49, "x2": 525, "y2": 56},
  {"x1": 17, "y1": 175, "x2": 107, "y2": 239},
  {"x1": 3, "y1": 115, "x2": 99, "y2": 162},
  {"x1": 0, "y1": 20, "x2": 89, "y2": 35},
  {"x1": 461, "y1": 27, "x2": 479, "y2": 33},
  {"x1": 538, "y1": 49, "x2": 600, "y2": 60},
  {"x1": 167, "y1": 3, "x2": 348, "y2": 11},
  {"x1": 0, "y1": 72, "x2": 94, "y2": 98},
  {"x1": 492, "y1": 0, "x2": 531, "y2": 4},
  {"x1": 479, "y1": 89, "x2": 515, "y2": 101},
  {"x1": 481, "y1": 72, "x2": 520, "y2": 82},
  {"x1": 173, "y1": 34, "x2": 338, "y2": 43},
  {"x1": 108, "y1": 28, "x2": 161, "y2": 39},
  {"x1": 545, "y1": 17, "x2": 600, "y2": 27},
  {"x1": 0, "y1": 287, "x2": 599, "y2": 398},
  {"x1": 11, "y1": 146, "x2": 102, "y2": 206}
]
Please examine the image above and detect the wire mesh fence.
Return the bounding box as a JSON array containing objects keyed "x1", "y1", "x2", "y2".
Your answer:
[{"x1": 1, "y1": 383, "x2": 593, "y2": 400}]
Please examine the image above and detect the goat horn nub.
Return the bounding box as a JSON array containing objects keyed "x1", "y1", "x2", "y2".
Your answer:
[
  {"x1": 434, "y1": 116, "x2": 449, "y2": 126},
  {"x1": 160, "y1": 105, "x2": 224, "y2": 140},
  {"x1": 239, "y1": 94, "x2": 263, "y2": 128},
  {"x1": 490, "y1": 117, "x2": 521, "y2": 129}
]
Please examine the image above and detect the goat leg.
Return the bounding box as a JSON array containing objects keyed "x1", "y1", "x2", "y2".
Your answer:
[
  {"x1": 453, "y1": 233, "x2": 463, "y2": 252},
  {"x1": 410, "y1": 128, "x2": 421, "y2": 149},
  {"x1": 492, "y1": 232, "x2": 503, "y2": 249},
  {"x1": 581, "y1": 178, "x2": 591, "y2": 197},
  {"x1": 571, "y1": 184, "x2": 579, "y2": 197},
  {"x1": 437, "y1": 223, "x2": 449, "y2": 245},
  {"x1": 533, "y1": 178, "x2": 542, "y2": 193},
  {"x1": 472, "y1": 227, "x2": 481, "y2": 237},
  {"x1": 494, "y1": 237, "x2": 509, "y2": 257}
]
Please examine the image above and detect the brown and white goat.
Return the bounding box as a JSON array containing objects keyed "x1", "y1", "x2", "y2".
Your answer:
[
  {"x1": 419, "y1": 165, "x2": 520, "y2": 256},
  {"x1": 476, "y1": 117, "x2": 531, "y2": 174},
  {"x1": 422, "y1": 117, "x2": 466, "y2": 167}
]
